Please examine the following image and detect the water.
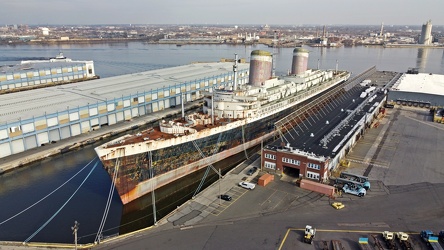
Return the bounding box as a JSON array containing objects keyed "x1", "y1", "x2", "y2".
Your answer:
[{"x1": 0, "y1": 43, "x2": 443, "y2": 244}]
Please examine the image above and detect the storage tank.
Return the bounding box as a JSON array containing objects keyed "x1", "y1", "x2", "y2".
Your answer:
[
  {"x1": 248, "y1": 50, "x2": 272, "y2": 87},
  {"x1": 291, "y1": 47, "x2": 309, "y2": 75}
]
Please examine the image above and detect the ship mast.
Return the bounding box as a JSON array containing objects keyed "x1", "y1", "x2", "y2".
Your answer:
[
  {"x1": 233, "y1": 53, "x2": 238, "y2": 90},
  {"x1": 181, "y1": 93, "x2": 185, "y2": 118},
  {"x1": 211, "y1": 89, "x2": 215, "y2": 125}
]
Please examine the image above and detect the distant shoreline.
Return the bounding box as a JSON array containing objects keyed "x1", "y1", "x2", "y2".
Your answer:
[{"x1": 1, "y1": 39, "x2": 444, "y2": 49}]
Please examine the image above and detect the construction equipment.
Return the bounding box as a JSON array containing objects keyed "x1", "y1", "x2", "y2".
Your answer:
[
  {"x1": 420, "y1": 230, "x2": 443, "y2": 250},
  {"x1": 382, "y1": 231, "x2": 398, "y2": 250},
  {"x1": 340, "y1": 158, "x2": 350, "y2": 167},
  {"x1": 303, "y1": 225, "x2": 316, "y2": 244},
  {"x1": 396, "y1": 232, "x2": 412, "y2": 250}
]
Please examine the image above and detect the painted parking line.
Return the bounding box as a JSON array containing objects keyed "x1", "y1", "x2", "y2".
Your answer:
[
  {"x1": 278, "y1": 227, "x2": 419, "y2": 250},
  {"x1": 211, "y1": 187, "x2": 249, "y2": 216}
]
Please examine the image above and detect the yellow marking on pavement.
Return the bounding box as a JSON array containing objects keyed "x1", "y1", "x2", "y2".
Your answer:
[
  {"x1": 212, "y1": 188, "x2": 248, "y2": 216},
  {"x1": 277, "y1": 228, "x2": 292, "y2": 250}
]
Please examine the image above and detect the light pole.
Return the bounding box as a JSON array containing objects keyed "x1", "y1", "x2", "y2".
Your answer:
[
  {"x1": 71, "y1": 221, "x2": 79, "y2": 250},
  {"x1": 219, "y1": 168, "x2": 221, "y2": 206}
]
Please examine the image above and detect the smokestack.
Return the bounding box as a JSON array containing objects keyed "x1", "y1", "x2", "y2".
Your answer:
[
  {"x1": 291, "y1": 48, "x2": 309, "y2": 75},
  {"x1": 248, "y1": 50, "x2": 272, "y2": 87}
]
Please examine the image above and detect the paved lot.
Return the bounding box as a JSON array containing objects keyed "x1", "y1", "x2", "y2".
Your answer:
[
  {"x1": 3, "y1": 106, "x2": 444, "y2": 250},
  {"x1": 85, "y1": 105, "x2": 444, "y2": 250}
]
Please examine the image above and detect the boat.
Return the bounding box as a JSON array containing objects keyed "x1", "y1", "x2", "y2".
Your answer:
[{"x1": 94, "y1": 48, "x2": 351, "y2": 204}]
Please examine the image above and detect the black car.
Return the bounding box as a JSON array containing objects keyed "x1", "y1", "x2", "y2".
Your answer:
[
  {"x1": 247, "y1": 167, "x2": 258, "y2": 176},
  {"x1": 219, "y1": 194, "x2": 232, "y2": 201}
]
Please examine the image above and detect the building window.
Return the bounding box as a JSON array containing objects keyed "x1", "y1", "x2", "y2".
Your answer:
[
  {"x1": 307, "y1": 171, "x2": 320, "y2": 180},
  {"x1": 307, "y1": 163, "x2": 320, "y2": 170},
  {"x1": 282, "y1": 157, "x2": 300, "y2": 166},
  {"x1": 265, "y1": 153, "x2": 276, "y2": 160},
  {"x1": 264, "y1": 161, "x2": 276, "y2": 170}
]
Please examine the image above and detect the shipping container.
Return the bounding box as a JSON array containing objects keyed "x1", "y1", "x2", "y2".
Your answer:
[
  {"x1": 258, "y1": 173, "x2": 274, "y2": 186},
  {"x1": 299, "y1": 179, "x2": 335, "y2": 196}
]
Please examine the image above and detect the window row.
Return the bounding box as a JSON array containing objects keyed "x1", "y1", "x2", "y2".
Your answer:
[
  {"x1": 307, "y1": 163, "x2": 320, "y2": 170},
  {"x1": 307, "y1": 171, "x2": 320, "y2": 180},
  {"x1": 265, "y1": 153, "x2": 276, "y2": 160},
  {"x1": 264, "y1": 161, "x2": 276, "y2": 170},
  {"x1": 282, "y1": 157, "x2": 300, "y2": 166}
]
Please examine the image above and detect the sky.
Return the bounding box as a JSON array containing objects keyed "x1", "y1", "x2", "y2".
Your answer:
[{"x1": 0, "y1": 0, "x2": 443, "y2": 26}]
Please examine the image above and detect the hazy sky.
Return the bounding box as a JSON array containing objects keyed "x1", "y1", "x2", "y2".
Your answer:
[{"x1": 1, "y1": 0, "x2": 443, "y2": 26}]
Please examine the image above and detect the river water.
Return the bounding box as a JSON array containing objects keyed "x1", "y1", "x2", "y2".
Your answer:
[{"x1": 0, "y1": 43, "x2": 443, "y2": 244}]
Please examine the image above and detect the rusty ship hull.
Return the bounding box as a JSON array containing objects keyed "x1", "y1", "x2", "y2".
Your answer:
[{"x1": 95, "y1": 72, "x2": 350, "y2": 205}]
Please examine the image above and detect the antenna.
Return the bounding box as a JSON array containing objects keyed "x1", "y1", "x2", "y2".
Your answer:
[{"x1": 272, "y1": 31, "x2": 277, "y2": 77}]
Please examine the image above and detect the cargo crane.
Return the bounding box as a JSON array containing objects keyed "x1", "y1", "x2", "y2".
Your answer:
[
  {"x1": 420, "y1": 230, "x2": 444, "y2": 250},
  {"x1": 303, "y1": 225, "x2": 316, "y2": 244},
  {"x1": 396, "y1": 232, "x2": 412, "y2": 250},
  {"x1": 382, "y1": 231, "x2": 398, "y2": 250},
  {"x1": 339, "y1": 172, "x2": 371, "y2": 190}
]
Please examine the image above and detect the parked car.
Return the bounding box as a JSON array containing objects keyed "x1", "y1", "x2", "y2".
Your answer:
[
  {"x1": 239, "y1": 181, "x2": 255, "y2": 190},
  {"x1": 219, "y1": 194, "x2": 232, "y2": 201},
  {"x1": 247, "y1": 167, "x2": 258, "y2": 176}
]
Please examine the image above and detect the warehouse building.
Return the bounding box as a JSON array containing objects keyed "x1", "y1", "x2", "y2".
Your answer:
[
  {"x1": 0, "y1": 53, "x2": 96, "y2": 93},
  {"x1": 261, "y1": 70, "x2": 399, "y2": 182},
  {"x1": 387, "y1": 71, "x2": 444, "y2": 107},
  {"x1": 0, "y1": 61, "x2": 249, "y2": 158}
]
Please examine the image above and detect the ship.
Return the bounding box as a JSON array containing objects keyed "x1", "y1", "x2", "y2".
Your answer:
[{"x1": 94, "y1": 48, "x2": 351, "y2": 205}]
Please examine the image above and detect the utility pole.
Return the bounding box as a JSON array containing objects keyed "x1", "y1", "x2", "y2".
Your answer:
[
  {"x1": 71, "y1": 221, "x2": 79, "y2": 250},
  {"x1": 219, "y1": 168, "x2": 221, "y2": 206}
]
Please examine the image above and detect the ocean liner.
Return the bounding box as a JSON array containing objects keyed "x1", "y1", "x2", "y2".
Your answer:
[{"x1": 95, "y1": 48, "x2": 350, "y2": 204}]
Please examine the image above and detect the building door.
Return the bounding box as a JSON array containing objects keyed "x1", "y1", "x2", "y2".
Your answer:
[{"x1": 283, "y1": 165, "x2": 300, "y2": 178}]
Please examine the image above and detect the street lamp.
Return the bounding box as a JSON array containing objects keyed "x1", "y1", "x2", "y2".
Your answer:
[
  {"x1": 219, "y1": 168, "x2": 221, "y2": 206},
  {"x1": 71, "y1": 221, "x2": 79, "y2": 250}
]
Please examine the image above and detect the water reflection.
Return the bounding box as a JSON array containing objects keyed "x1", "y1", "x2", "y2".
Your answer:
[{"x1": 416, "y1": 48, "x2": 430, "y2": 72}]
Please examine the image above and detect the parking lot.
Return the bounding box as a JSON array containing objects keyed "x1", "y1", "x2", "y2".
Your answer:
[{"x1": 93, "y1": 105, "x2": 444, "y2": 250}]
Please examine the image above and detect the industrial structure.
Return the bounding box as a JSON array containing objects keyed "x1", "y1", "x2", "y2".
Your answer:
[
  {"x1": 419, "y1": 20, "x2": 433, "y2": 45},
  {"x1": 0, "y1": 53, "x2": 96, "y2": 93},
  {"x1": 291, "y1": 48, "x2": 309, "y2": 75},
  {"x1": 387, "y1": 71, "x2": 444, "y2": 107},
  {"x1": 0, "y1": 61, "x2": 249, "y2": 159},
  {"x1": 261, "y1": 68, "x2": 400, "y2": 182}
]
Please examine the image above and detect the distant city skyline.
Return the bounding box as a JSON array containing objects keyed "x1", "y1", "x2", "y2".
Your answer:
[{"x1": 0, "y1": 0, "x2": 443, "y2": 26}]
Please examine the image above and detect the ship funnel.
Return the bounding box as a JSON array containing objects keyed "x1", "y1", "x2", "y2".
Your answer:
[
  {"x1": 291, "y1": 47, "x2": 309, "y2": 75},
  {"x1": 248, "y1": 50, "x2": 272, "y2": 87}
]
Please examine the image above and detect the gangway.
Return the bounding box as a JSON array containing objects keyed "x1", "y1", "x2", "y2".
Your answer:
[
  {"x1": 333, "y1": 177, "x2": 366, "y2": 189},
  {"x1": 339, "y1": 172, "x2": 371, "y2": 190}
]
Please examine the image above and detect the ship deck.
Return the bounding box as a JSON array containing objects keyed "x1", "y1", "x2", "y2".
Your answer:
[{"x1": 104, "y1": 115, "x2": 242, "y2": 148}]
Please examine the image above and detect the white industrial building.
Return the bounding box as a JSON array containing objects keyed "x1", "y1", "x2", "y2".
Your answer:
[
  {"x1": 0, "y1": 55, "x2": 96, "y2": 92},
  {"x1": 387, "y1": 72, "x2": 444, "y2": 107},
  {"x1": 0, "y1": 62, "x2": 249, "y2": 158}
]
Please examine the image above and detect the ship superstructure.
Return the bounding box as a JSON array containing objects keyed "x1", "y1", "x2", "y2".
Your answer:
[{"x1": 95, "y1": 48, "x2": 350, "y2": 204}]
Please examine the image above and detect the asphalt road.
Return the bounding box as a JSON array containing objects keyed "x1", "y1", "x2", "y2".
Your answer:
[{"x1": 89, "y1": 106, "x2": 444, "y2": 250}]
